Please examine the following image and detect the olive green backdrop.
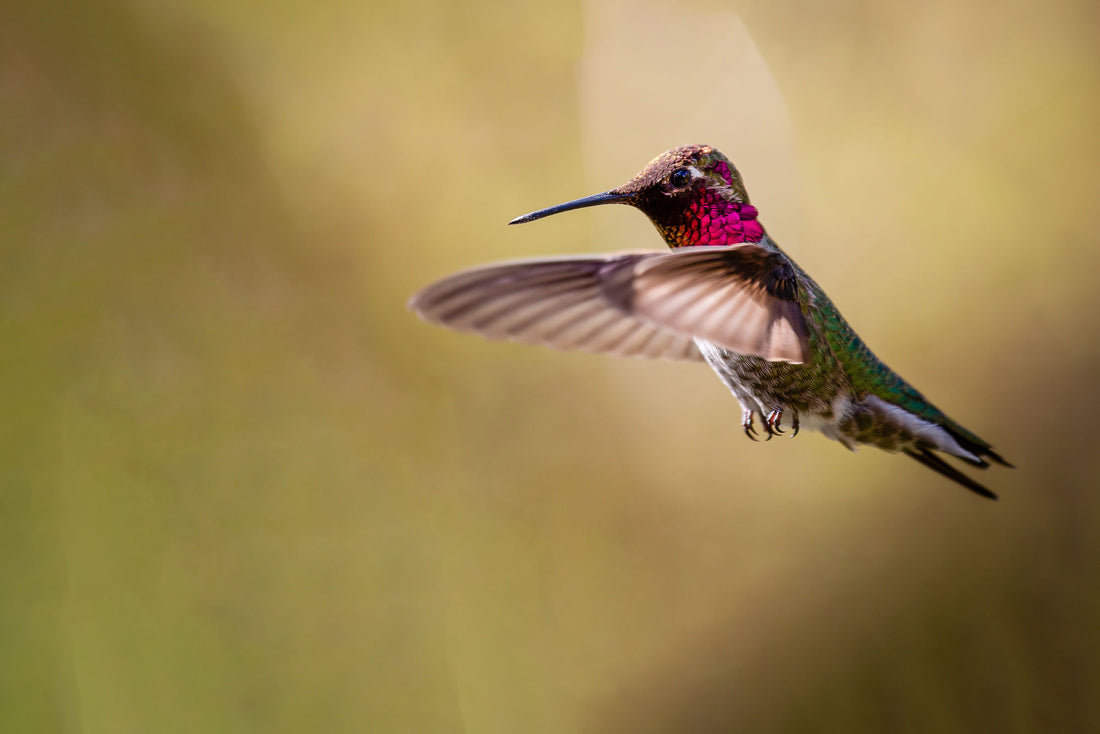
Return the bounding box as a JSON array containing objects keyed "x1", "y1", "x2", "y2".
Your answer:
[{"x1": 2, "y1": 0, "x2": 1097, "y2": 731}]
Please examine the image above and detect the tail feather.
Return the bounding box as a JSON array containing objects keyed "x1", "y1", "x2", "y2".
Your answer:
[
  {"x1": 940, "y1": 422, "x2": 1014, "y2": 469},
  {"x1": 903, "y1": 447, "x2": 998, "y2": 500}
]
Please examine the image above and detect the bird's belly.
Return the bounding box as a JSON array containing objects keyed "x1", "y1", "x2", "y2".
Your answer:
[{"x1": 695, "y1": 339, "x2": 851, "y2": 440}]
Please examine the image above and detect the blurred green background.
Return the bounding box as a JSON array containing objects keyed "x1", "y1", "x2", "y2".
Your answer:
[{"x1": 2, "y1": 0, "x2": 1098, "y2": 731}]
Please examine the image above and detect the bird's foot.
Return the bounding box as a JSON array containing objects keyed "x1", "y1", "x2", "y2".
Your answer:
[
  {"x1": 764, "y1": 409, "x2": 784, "y2": 440},
  {"x1": 763, "y1": 409, "x2": 800, "y2": 439},
  {"x1": 742, "y1": 408, "x2": 758, "y2": 441}
]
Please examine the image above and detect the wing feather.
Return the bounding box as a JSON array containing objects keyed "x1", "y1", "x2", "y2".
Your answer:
[
  {"x1": 409, "y1": 255, "x2": 705, "y2": 361},
  {"x1": 409, "y1": 245, "x2": 811, "y2": 364},
  {"x1": 632, "y1": 246, "x2": 810, "y2": 363}
]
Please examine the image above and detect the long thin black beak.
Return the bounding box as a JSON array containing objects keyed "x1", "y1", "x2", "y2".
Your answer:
[{"x1": 508, "y1": 190, "x2": 632, "y2": 225}]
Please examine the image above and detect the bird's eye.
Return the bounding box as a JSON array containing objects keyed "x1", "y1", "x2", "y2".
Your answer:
[{"x1": 670, "y1": 168, "x2": 692, "y2": 188}]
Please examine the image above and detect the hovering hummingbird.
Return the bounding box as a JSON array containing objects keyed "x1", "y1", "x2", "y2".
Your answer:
[{"x1": 409, "y1": 145, "x2": 1011, "y2": 498}]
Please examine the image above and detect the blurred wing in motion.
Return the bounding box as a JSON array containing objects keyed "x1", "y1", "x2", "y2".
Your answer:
[
  {"x1": 409, "y1": 253, "x2": 703, "y2": 361},
  {"x1": 409, "y1": 245, "x2": 809, "y2": 363},
  {"x1": 633, "y1": 246, "x2": 809, "y2": 363}
]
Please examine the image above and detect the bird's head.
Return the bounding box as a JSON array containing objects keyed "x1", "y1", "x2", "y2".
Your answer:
[{"x1": 510, "y1": 145, "x2": 765, "y2": 248}]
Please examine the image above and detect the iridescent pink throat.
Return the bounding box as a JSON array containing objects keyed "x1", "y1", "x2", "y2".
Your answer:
[{"x1": 660, "y1": 188, "x2": 764, "y2": 248}]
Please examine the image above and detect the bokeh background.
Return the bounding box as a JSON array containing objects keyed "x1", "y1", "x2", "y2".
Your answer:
[{"x1": 3, "y1": 0, "x2": 1098, "y2": 731}]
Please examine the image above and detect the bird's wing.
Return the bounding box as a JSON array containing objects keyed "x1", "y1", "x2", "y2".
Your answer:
[
  {"x1": 408, "y1": 245, "x2": 810, "y2": 363},
  {"x1": 631, "y1": 245, "x2": 810, "y2": 364},
  {"x1": 408, "y1": 253, "x2": 704, "y2": 361}
]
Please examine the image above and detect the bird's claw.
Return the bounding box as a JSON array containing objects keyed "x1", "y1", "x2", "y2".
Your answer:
[
  {"x1": 765, "y1": 409, "x2": 784, "y2": 440},
  {"x1": 746, "y1": 408, "x2": 800, "y2": 441},
  {"x1": 742, "y1": 409, "x2": 759, "y2": 442}
]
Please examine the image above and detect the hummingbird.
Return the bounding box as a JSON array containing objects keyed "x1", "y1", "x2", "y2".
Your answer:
[{"x1": 409, "y1": 145, "x2": 1012, "y2": 499}]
